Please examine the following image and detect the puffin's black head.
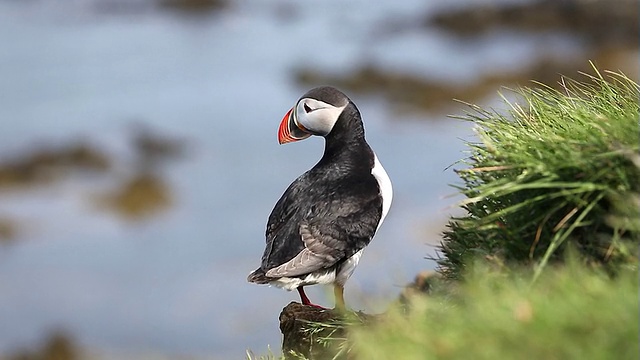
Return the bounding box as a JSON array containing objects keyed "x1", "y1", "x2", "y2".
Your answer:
[{"x1": 278, "y1": 86, "x2": 353, "y2": 144}]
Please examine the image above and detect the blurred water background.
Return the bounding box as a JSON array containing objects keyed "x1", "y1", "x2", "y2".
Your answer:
[{"x1": 0, "y1": 0, "x2": 636, "y2": 358}]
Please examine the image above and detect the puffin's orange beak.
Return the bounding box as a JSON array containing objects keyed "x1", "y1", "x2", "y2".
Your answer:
[{"x1": 278, "y1": 107, "x2": 311, "y2": 144}]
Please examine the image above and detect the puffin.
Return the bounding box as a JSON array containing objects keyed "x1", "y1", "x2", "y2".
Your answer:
[{"x1": 247, "y1": 86, "x2": 392, "y2": 309}]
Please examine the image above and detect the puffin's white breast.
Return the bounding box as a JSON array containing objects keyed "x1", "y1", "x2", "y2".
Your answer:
[{"x1": 372, "y1": 154, "x2": 392, "y2": 230}]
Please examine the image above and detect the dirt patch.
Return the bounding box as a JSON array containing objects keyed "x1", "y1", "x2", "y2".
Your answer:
[
  {"x1": 428, "y1": 0, "x2": 638, "y2": 47},
  {"x1": 95, "y1": 172, "x2": 172, "y2": 220},
  {"x1": 0, "y1": 143, "x2": 110, "y2": 190}
]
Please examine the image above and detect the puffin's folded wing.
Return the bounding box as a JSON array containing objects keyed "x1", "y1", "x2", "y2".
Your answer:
[{"x1": 265, "y1": 224, "x2": 345, "y2": 278}]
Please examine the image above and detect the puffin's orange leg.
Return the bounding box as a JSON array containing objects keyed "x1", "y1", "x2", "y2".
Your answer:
[
  {"x1": 334, "y1": 284, "x2": 345, "y2": 310},
  {"x1": 297, "y1": 286, "x2": 325, "y2": 309}
]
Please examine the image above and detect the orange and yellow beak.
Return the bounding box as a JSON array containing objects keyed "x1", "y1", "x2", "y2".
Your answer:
[{"x1": 278, "y1": 108, "x2": 311, "y2": 144}]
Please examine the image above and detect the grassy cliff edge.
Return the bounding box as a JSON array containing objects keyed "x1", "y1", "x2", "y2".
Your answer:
[{"x1": 250, "y1": 69, "x2": 640, "y2": 360}]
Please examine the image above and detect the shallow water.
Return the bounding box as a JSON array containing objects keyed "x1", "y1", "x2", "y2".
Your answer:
[{"x1": 0, "y1": 0, "x2": 572, "y2": 358}]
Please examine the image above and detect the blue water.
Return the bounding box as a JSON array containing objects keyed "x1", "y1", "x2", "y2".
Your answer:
[{"x1": 0, "y1": 0, "x2": 539, "y2": 358}]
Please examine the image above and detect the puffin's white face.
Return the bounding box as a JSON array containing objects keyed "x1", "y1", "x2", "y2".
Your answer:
[{"x1": 278, "y1": 98, "x2": 347, "y2": 144}]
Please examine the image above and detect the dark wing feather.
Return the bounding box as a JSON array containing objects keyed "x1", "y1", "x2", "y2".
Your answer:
[
  {"x1": 261, "y1": 172, "x2": 382, "y2": 277},
  {"x1": 261, "y1": 174, "x2": 309, "y2": 270}
]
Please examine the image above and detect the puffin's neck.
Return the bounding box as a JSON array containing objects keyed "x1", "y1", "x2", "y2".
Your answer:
[{"x1": 317, "y1": 112, "x2": 373, "y2": 171}]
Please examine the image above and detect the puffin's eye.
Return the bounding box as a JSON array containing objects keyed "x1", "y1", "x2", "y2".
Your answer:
[{"x1": 303, "y1": 103, "x2": 313, "y2": 113}]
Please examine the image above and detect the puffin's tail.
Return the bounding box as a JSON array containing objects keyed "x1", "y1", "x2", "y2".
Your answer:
[{"x1": 247, "y1": 268, "x2": 271, "y2": 284}]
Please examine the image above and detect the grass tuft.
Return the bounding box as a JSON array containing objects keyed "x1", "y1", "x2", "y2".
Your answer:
[
  {"x1": 440, "y1": 68, "x2": 640, "y2": 280},
  {"x1": 351, "y1": 262, "x2": 638, "y2": 360}
]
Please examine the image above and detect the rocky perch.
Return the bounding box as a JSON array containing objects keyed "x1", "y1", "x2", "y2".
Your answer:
[
  {"x1": 278, "y1": 271, "x2": 439, "y2": 359},
  {"x1": 279, "y1": 302, "x2": 376, "y2": 360}
]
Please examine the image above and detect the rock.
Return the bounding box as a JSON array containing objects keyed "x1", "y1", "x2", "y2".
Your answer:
[
  {"x1": 277, "y1": 273, "x2": 442, "y2": 358},
  {"x1": 279, "y1": 302, "x2": 377, "y2": 360}
]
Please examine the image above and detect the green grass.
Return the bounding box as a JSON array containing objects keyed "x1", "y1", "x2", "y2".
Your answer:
[
  {"x1": 440, "y1": 68, "x2": 640, "y2": 280},
  {"x1": 351, "y1": 262, "x2": 638, "y2": 360}
]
